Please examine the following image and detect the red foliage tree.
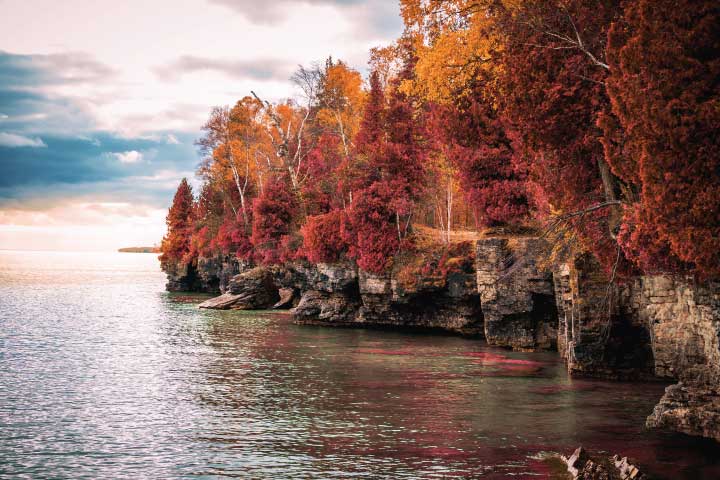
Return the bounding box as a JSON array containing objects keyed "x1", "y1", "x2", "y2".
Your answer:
[
  {"x1": 497, "y1": 0, "x2": 627, "y2": 272},
  {"x1": 251, "y1": 175, "x2": 300, "y2": 264},
  {"x1": 346, "y1": 181, "x2": 404, "y2": 273},
  {"x1": 213, "y1": 212, "x2": 254, "y2": 260},
  {"x1": 301, "y1": 209, "x2": 350, "y2": 264},
  {"x1": 434, "y1": 94, "x2": 529, "y2": 227},
  {"x1": 344, "y1": 65, "x2": 426, "y2": 273},
  {"x1": 160, "y1": 178, "x2": 195, "y2": 264},
  {"x1": 301, "y1": 133, "x2": 344, "y2": 215},
  {"x1": 602, "y1": 0, "x2": 720, "y2": 277}
]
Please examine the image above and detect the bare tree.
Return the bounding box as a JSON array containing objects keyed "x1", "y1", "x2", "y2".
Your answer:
[{"x1": 251, "y1": 63, "x2": 322, "y2": 191}]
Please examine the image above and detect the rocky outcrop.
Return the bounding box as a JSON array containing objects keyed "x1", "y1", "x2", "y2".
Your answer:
[
  {"x1": 476, "y1": 238, "x2": 557, "y2": 350},
  {"x1": 199, "y1": 266, "x2": 279, "y2": 310},
  {"x1": 162, "y1": 260, "x2": 200, "y2": 292},
  {"x1": 286, "y1": 263, "x2": 361, "y2": 324},
  {"x1": 563, "y1": 447, "x2": 647, "y2": 480},
  {"x1": 289, "y1": 261, "x2": 483, "y2": 335},
  {"x1": 555, "y1": 254, "x2": 655, "y2": 380},
  {"x1": 354, "y1": 269, "x2": 484, "y2": 334},
  {"x1": 162, "y1": 255, "x2": 244, "y2": 293},
  {"x1": 639, "y1": 276, "x2": 720, "y2": 442},
  {"x1": 555, "y1": 260, "x2": 720, "y2": 440},
  {"x1": 273, "y1": 288, "x2": 295, "y2": 309}
]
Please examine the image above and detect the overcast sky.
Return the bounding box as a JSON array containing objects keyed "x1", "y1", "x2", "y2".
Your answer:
[{"x1": 0, "y1": 0, "x2": 403, "y2": 251}]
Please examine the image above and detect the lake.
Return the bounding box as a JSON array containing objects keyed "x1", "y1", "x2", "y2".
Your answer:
[{"x1": 1, "y1": 250, "x2": 718, "y2": 479}]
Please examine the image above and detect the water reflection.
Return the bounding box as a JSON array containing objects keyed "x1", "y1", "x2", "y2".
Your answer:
[{"x1": 1, "y1": 251, "x2": 719, "y2": 479}]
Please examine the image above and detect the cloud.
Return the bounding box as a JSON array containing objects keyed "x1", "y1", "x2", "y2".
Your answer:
[
  {"x1": 0, "y1": 132, "x2": 46, "y2": 147},
  {"x1": 166, "y1": 134, "x2": 180, "y2": 144},
  {"x1": 208, "y1": 0, "x2": 403, "y2": 41},
  {"x1": 113, "y1": 150, "x2": 143, "y2": 164},
  {"x1": 0, "y1": 49, "x2": 116, "y2": 87},
  {"x1": 154, "y1": 55, "x2": 295, "y2": 82},
  {"x1": 210, "y1": 0, "x2": 363, "y2": 23},
  {"x1": 0, "y1": 131, "x2": 200, "y2": 209}
]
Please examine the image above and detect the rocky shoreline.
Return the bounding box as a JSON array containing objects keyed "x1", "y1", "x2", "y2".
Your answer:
[{"x1": 163, "y1": 236, "x2": 720, "y2": 447}]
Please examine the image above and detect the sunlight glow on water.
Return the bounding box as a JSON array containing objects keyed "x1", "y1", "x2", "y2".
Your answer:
[{"x1": 1, "y1": 251, "x2": 719, "y2": 479}]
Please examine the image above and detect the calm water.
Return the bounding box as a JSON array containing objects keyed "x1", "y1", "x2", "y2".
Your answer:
[{"x1": 1, "y1": 251, "x2": 719, "y2": 479}]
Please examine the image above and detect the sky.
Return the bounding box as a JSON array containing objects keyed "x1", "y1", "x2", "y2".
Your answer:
[{"x1": 0, "y1": 0, "x2": 403, "y2": 251}]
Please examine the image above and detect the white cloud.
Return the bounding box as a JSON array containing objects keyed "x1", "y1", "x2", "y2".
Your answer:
[
  {"x1": 0, "y1": 132, "x2": 47, "y2": 147},
  {"x1": 0, "y1": 113, "x2": 9, "y2": 119},
  {"x1": 166, "y1": 134, "x2": 180, "y2": 144},
  {"x1": 112, "y1": 150, "x2": 143, "y2": 164}
]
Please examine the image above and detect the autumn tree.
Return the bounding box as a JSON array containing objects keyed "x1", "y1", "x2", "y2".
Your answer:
[
  {"x1": 494, "y1": 0, "x2": 630, "y2": 273},
  {"x1": 601, "y1": 0, "x2": 720, "y2": 277},
  {"x1": 441, "y1": 94, "x2": 529, "y2": 228},
  {"x1": 197, "y1": 103, "x2": 260, "y2": 227},
  {"x1": 346, "y1": 181, "x2": 403, "y2": 273},
  {"x1": 301, "y1": 209, "x2": 350, "y2": 264},
  {"x1": 342, "y1": 62, "x2": 427, "y2": 273},
  {"x1": 316, "y1": 59, "x2": 365, "y2": 160},
  {"x1": 160, "y1": 178, "x2": 195, "y2": 264},
  {"x1": 251, "y1": 175, "x2": 300, "y2": 265}
]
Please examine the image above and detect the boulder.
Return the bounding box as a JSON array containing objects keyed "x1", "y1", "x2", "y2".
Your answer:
[
  {"x1": 198, "y1": 292, "x2": 245, "y2": 310},
  {"x1": 562, "y1": 447, "x2": 646, "y2": 480},
  {"x1": 273, "y1": 288, "x2": 296, "y2": 309},
  {"x1": 199, "y1": 266, "x2": 279, "y2": 310}
]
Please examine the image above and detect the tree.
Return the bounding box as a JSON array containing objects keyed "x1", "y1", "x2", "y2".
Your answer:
[
  {"x1": 251, "y1": 175, "x2": 300, "y2": 264},
  {"x1": 344, "y1": 60, "x2": 427, "y2": 272},
  {"x1": 197, "y1": 104, "x2": 258, "y2": 227},
  {"x1": 497, "y1": 0, "x2": 628, "y2": 273},
  {"x1": 432, "y1": 91, "x2": 529, "y2": 229},
  {"x1": 301, "y1": 209, "x2": 350, "y2": 264},
  {"x1": 346, "y1": 182, "x2": 404, "y2": 273},
  {"x1": 400, "y1": 0, "x2": 501, "y2": 103},
  {"x1": 316, "y1": 59, "x2": 365, "y2": 160},
  {"x1": 160, "y1": 178, "x2": 195, "y2": 264},
  {"x1": 601, "y1": 0, "x2": 720, "y2": 277}
]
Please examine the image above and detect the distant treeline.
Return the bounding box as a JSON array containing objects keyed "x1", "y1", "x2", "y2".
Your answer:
[{"x1": 119, "y1": 247, "x2": 161, "y2": 253}]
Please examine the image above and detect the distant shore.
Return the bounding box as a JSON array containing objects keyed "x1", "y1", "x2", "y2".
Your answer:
[{"x1": 118, "y1": 247, "x2": 160, "y2": 253}]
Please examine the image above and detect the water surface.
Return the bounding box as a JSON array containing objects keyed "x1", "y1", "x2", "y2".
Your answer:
[{"x1": 1, "y1": 251, "x2": 718, "y2": 479}]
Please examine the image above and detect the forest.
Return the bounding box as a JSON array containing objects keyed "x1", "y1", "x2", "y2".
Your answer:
[{"x1": 160, "y1": 0, "x2": 719, "y2": 281}]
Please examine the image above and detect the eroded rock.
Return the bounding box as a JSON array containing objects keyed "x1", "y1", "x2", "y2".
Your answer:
[
  {"x1": 199, "y1": 266, "x2": 279, "y2": 310},
  {"x1": 476, "y1": 238, "x2": 557, "y2": 350},
  {"x1": 563, "y1": 447, "x2": 647, "y2": 480}
]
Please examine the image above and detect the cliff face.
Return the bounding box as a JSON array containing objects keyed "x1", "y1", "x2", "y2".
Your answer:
[
  {"x1": 554, "y1": 254, "x2": 655, "y2": 380},
  {"x1": 476, "y1": 238, "x2": 557, "y2": 350},
  {"x1": 637, "y1": 276, "x2": 720, "y2": 442},
  {"x1": 161, "y1": 255, "x2": 243, "y2": 293},
  {"x1": 553, "y1": 258, "x2": 720, "y2": 440},
  {"x1": 168, "y1": 238, "x2": 720, "y2": 443},
  {"x1": 291, "y1": 263, "x2": 484, "y2": 335}
]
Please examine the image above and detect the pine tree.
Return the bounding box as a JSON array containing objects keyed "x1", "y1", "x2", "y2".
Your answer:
[{"x1": 160, "y1": 178, "x2": 195, "y2": 264}]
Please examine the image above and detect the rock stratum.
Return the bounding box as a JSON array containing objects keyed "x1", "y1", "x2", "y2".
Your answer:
[{"x1": 162, "y1": 237, "x2": 720, "y2": 444}]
